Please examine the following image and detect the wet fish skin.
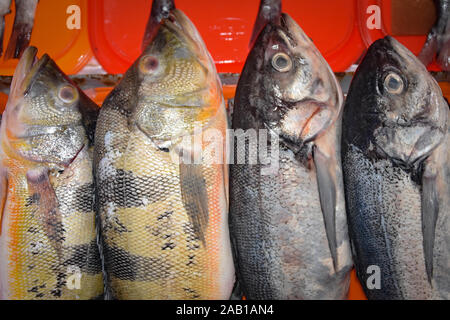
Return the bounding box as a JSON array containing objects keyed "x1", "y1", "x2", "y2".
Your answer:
[
  {"x1": 0, "y1": 0, "x2": 11, "y2": 57},
  {"x1": 249, "y1": 0, "x2": 281, "y2": 49},
  {"x1": 342, "y1": 36, "x2": 449, "y2": 300},
  {"x1": 95, "y1": 9, "x2": 234, "y2": 300},
  {"x1": 4, "y1": 0, "x2": 38, "y2": 60},
  {"x1": 0, "y1": 47, "x2": 103, "y2": 300},
  {"x1": 142, "y1": 0, "x2": 175, "y2": 52},
  {"x1": 418, "y1": 0, "x2": 449, "y2": 70},
  {"x1": 230, "y1": 13, "x2": 352, "y2": 300}
]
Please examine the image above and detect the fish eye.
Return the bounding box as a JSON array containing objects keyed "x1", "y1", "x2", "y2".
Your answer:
[
  {"x1": 139, "y1": 55, "x2": 159, "y2": 74},
  {"x1": 272, "y1": 52, "x2": 292, "y2": 73},
  {"x1": 384, "y1": 72, "x2": 404, "y2": 94},
  {"x1": 57, "y1": 85, "x2": 78, "y2": 104}
]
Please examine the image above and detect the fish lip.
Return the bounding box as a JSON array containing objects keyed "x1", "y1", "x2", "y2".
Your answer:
[
  {"x1": 10, "y1": 47, "x2": 52, "y2": 98},
  {"x1": 22, "y1": 54, "x2": 51, "y2": 96},
  {"x1": 163, "y1": 9, "x2": 206, "y2": 56}
]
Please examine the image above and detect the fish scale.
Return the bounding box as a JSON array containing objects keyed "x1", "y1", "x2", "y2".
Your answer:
[
  {"x1": 0, "y1": 47, "x2": 103, "y2": 300},
  {"x1": 0, "y1": 145, "x2": 103, "y2": 299},
  {"x1": 230, "y1": 11, "x2": 352, "y2": 300},
  {"x1": 342, "y1": 36, "x2": 449, "y2": 300},
  {"x1": 95, "y1": 9, "x2": 234, "y2": 300}
]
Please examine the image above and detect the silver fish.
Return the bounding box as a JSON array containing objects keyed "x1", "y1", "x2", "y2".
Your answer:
[
  {"x1": 342, "y1": 36, "x2": 449, "y2": 300},
  {"x1": 230, "y1": 13, "x2": 352, "y2": 300}
]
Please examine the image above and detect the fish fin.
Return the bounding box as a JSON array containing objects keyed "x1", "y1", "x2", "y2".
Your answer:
[
  {"x1": 229, "y1": 279, "x2": 243, "y2": 300},
  {"x1": 313, "y1": 145, "x2": 338, "y2": 271},
  {"x1": 421, "y1": 159, "x2": 440, "y2": 284},
  {"x1": 0, "y1": 169, "x2": 8, "y2": 235},
  {"x1": 249, "y1": 0, "x2": 281, "y2": 49},
  {"x1": 26, "y1": 168, "x2": 64, "y2": 257},
  {"x1": 179, "y1": 151, "x2": 209, "y2": 246}
]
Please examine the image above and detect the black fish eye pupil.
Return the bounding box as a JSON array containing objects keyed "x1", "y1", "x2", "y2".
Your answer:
[
  {"x1": 388, "y1": 77, "x2": 399, "y2": 89},
  {"x1": 58, "y1": 86, "x2": 76, "y2": 103},
  {"x1": 141, "y1": 56, "x2": 159, "y2": 73},
  {"x1": 384, "y1": 73, "x2": 403, "y2": 94},
  {"x1": 61, "y1": 89, "x2": 73, "y2": 100},
  {"x1": 276, "y1": 56, "x2": 288, "y2": 68}
]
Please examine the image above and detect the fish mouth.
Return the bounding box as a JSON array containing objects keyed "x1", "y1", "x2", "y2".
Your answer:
[
  {"x1": 10, "y1": 46, "x2": 51, "y2": 98},
  {"x1": 281, "y1": 100, "x2": 333, "y2": 146},
  {"x1": 161, "y1": 9, "x2": 211, "y2": 65},
  {"x1": 276, "y1": 13, "x2": 311, "y2": 48}
]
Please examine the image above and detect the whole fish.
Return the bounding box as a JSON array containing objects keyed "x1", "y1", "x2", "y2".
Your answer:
[
  {"x1": 0, "y1": 0, "x2": 11, "y2": 57},
  {"x1": 249, "y1": 0, "x2": 281, "y2": 49},
  {"x1": 342, "y1": 36, "x2": 449, "y2": 300},
  {"x1": 0, "y1": 47, "x2": 103, "y2": 300},
  {"x1": 229, "y1": 13, "x2": 352, "y2": 300},
  {"x1": 94, "y1": 9, "x2": 234, "y2": 300},
  {"x1": 141, "y1": 0, "x2": 175, "y2": 52},
  {"x1": 4, "y1": 0, "x2": 38, "y2": 60},
  {"x1": 418, "y1": 0, "x2": 449, "y2": 70}
]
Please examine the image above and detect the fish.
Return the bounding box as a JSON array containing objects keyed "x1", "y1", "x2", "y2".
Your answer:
[
  {"x1": 0, "y1": 47, "x2": 103, "y2": 300},
  {"x1": 249, "y1": 0, "x2": 281, "y2": 49},
  {"x1": 4, "y1": 0, "x2": 38, "y2": 60},
  {"x1": 142, "y1": 0, "x2": 175, "y2": 52},
  {"x1": 94, "y1": 9, "x2": 234, "y2": 300},
  {"x1": 229, "y1": 13, "x2": 353, "y2": 300},
  {"x1": 342, "y1": 36, "x2": 449, "y2": 300},
  {"x1": 418, "y1": 0, "x2": 449, "y2": 70},
  {"x1": 0, "y1": 0, "x2": 11, "y2": 57}
]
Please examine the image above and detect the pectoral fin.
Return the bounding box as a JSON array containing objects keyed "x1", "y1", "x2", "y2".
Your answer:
[
  {"x1": 26, "y1": 169, "x2": 64, "y2": 256},
  {"x1": 0, "y1": 169, "x2": 8, "y2": 235},
  {"x1": 179, "y1": 151, "x2": 209, "y2": 246},
  {"x1": 313, "y1": 146, "x2": 338, "y2": 271},
  {"x1": 421, "y1": 162, "x2": 439, "y2": 284}
]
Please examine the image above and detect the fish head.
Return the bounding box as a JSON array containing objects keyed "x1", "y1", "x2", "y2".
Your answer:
[
  {"x1": 129, "y1": 9, "x2": 222, "y2": 144},
  {"x1": 239, "y1": 13, "x2": 342, "y2": 150},
  {"x1": 2, "y1": 47, "x2": 97, "y2": 167},
  {"x1": 348, "y1": 36, "x2": 448, "y2": 167}
]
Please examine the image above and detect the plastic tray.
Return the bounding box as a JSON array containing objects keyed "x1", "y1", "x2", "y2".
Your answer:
[
  {"x1": 0, "y1": 0, "x2": 92, "y2": 76},
  {"x1": 88, "y1": 0, "x2": 365, "y2": 74},
  {"x1": 358, "y1": 0, "x2": 442, "y2": 71}
]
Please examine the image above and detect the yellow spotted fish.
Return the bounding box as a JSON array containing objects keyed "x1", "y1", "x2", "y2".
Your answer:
[
  {"x1": 94, "y1": 9, "x2": 234, "y2": 300},
  {"x1": 0, "y1": 47, "x2": 104, "y2": 300}
]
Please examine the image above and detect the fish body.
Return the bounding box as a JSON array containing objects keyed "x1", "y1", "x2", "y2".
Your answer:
[
  {"x1": 142, "y1": 0, "x2": 175, "y2": 52},
  {"x1": 4, "y1": 0, "x2": 38, "y2": 60},
  {"x1": 0, "y1": 0, "x2": 11, "y2": 57},
  {"x1": 95, "y1": 9, "x2": 234, "y2": 300},
  {"x1": 342, "y1": 36, "x2": 449, "y2": 300},
  {"x1": 419, "y1": 0, "x2": 449, "y2": 70},
  {"x1": 0, "y1": 47, "x2": 103, "y2": 300},
  {"x1": 230, "y1": 13, "x2": 352, "y2": 300}
]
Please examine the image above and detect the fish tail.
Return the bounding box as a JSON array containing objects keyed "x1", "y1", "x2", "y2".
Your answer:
[{"x1": 4, "y1": 22, "x2": 33, "y2": 60}]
